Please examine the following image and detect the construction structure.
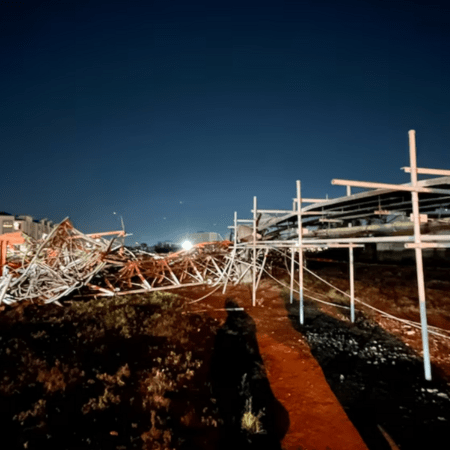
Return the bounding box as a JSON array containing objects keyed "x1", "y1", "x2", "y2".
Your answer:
[{"x1": 229, "y1": 130, "x2": 450, "y2": 381}]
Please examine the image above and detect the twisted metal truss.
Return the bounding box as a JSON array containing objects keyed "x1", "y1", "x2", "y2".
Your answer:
[
  {"x1": 1, "y1": 220, "x2": 110, "y2": 304},
  {"x1": 0, "y1": 219, "x2": 235, "y2": 305}
]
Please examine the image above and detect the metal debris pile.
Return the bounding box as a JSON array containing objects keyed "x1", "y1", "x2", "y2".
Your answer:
[
  {"x1": 98, "y1": 240, "x2": 232, "y2": 296},
  {"x1": 0, "y1": 219, "x2": 232, "y2": 305}
]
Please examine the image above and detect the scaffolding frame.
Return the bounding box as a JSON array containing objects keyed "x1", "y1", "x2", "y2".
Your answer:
[{"x1": 229, "y1": 130, "x2": 450, "y2": 381}]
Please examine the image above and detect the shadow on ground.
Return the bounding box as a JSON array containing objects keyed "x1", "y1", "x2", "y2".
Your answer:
[
  {"x1": 211, "y1": 298, "x2": 289, "y2": 450},
  {"x1": 283, "y1": 295, "x2": 450, "y2": 450}
]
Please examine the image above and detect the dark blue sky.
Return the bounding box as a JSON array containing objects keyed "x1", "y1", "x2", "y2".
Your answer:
[{"x1": 1, "y1": 0, "x2": 449, "y2": 244}]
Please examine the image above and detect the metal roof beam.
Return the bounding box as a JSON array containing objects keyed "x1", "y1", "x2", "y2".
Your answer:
[
  {"x1": 331, "y1": 179, "x2": 450, "y2": 195},
  {"x1": 402, "y1": 167, "x2": 450, "y2": 176}
]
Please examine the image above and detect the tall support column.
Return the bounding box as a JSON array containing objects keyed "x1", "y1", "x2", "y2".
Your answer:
[
  {"x1": 296, "y1": 181, "x2": 304, "y2": 324},
  {"x1": 252, "y1": 196, "x2": 257, "y2": 307},
  {"x1": 349, "y1": 225, "x2": 355, "y2": 323},
  {"x1": 256, "y1": 248, "x2": 268, "y2": 291},
  {"x1": 234, "y1": 211, "x2": 237, "y2": 247},
  {"x1": 290, "y1": 248, "x2": 295, "y2": 304},
  {"x1": 409, "y1": 129, "x2": 432, "y2": 381},
  {"x1": 290, "y1": 199, "x2": 296, "y2": 304},
  {"x1": 222, "y1": 211, "x2": 237, "y2": 294}
]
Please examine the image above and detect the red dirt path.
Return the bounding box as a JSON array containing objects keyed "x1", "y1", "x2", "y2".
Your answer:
[{"x1": 180, "y1": 282, "x2": 369, "y2": 450}]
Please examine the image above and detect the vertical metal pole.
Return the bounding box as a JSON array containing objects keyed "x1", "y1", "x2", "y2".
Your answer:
[
  {"x1": 349, "y1": 225, "x2": 355, "y2": 323},
  {"x1": 234, "y1": 211, "x2": 237, "y2": 248},
  {"x1": 296, "y1": 181, "x2": 304, "y2": 324},
  {"x1": 409, "y1": 129, "x2": 432, "y2": 381},
  {"x1": 252, "y1": 196, "x2": 257, "y2": 307},
  {"x1": 290, "y1": 248, "x2": 295, "y2": 304},
  {"x1": 255, "y1": 248, "x2": 268, "y2": 291},
  {"x1": 346, "y1": 185, "x2": 351, "y2": 196},
  {"x1": 222, "y1": 211, "x2": 237, "y2": 294},
  {"x1": 290, "y1": 198, "x2": 296, "y2": 304}
]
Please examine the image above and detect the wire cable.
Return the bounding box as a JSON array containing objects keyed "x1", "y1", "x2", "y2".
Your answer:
[
  {"x1": 187, "y1": 284, "x2": 223, "y2": 304},
  {"x1": 270, "y1": 247, "x2": 450, "y2": 340}
]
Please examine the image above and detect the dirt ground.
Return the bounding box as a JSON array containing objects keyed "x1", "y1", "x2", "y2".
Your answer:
[
  {"x1": 1, "y1": 261, "x2": 450, "y2": 449},
  {"x1": 180, "y1": 260, "x2": 450, "y2": 450}
]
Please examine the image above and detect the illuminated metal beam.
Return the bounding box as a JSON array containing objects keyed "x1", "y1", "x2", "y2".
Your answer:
[
  {"x1": 405, "y1": 242, "x2": 450, "y2": 248},
  {"x1": 408, "y1": 129, "x2": 431, "y2": 381},
  {"x1": 293, "y1": 198, "x2": 329, "y2": 203},
  {"x1": 252, "y1": 209, "x2": 294, "y2": 214},
  {"x1": 331, "y1": 179, "x2": 450, "y2": 195},
  {"x1": 402, "y1": 167, "x2": 450, "y2": 176}
]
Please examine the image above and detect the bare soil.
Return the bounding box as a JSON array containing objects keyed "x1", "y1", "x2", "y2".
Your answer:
[{"x1": 1, "y1": 262, "x2": 450, "y2": 450}]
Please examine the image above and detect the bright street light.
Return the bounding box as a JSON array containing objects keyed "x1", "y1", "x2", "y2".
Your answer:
[{"x1": 182, "y1": 240, "x2": 193, "y2": 250}]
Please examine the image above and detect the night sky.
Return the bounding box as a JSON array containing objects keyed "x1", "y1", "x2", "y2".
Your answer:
[{"x1": 1, "y1": 0, "x2": 449, "y2": 245}]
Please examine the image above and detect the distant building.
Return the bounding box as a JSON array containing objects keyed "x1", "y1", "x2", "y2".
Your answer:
[
  {"x1": 153, "y1": 241, "x2": 181, "y2": 253},
  {"x1": 0, "y1": 212, "x2": 56, "y2": 240}
]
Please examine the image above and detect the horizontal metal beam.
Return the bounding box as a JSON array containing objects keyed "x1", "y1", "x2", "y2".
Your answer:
[
  {"x1": 301, "y1": 234, "x2": 450, "y2": 245},
  {"x1": 293, "y1": 198, "x2": 329, "y2": 203},
  {"x1": 237, "y1": 243, "x2": 362, "y2": 249},
  {"x1": 235, "y1": 241, "x2": 363, "y2": 249},
  {"x1": 332, "y1": 179, "x2": 450, "y2": 195},
  {"x1": 405, "y1": 242, "x2": 450, "y2": 249},
  {"x1": 236, "y1": 240, "x2": 297, "y2": 246},
  {"x1": 327, "y1": 243, "x2": 365, "y2": 248},
  {"x1": 374, "y1": 210, "x2": 393, "y2": 215},
  {"x1": 252, "y1": 209, "x2": 294, "y2": 214},
  {"x1": 86, "y1": 230, "x2": 126, "y2": 238},
  {"x1": 402, "y1": 167, "x2": 450, "y2": 176}
]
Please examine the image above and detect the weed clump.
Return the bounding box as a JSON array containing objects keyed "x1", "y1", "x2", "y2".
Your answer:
[{"x1": 241, "y1": 397, "x2": 265, "y2": 434}]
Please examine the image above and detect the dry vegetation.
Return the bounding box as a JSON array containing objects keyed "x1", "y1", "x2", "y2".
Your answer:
[{"x1": 0, "y1": 292, "x2": 223, "y2": 450}]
